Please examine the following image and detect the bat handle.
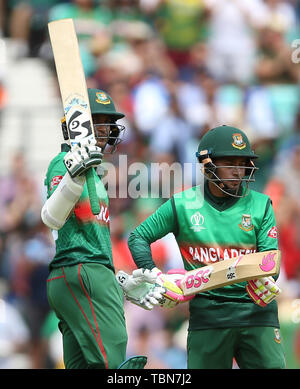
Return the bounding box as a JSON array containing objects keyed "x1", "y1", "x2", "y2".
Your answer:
[{"x1": 86, "y1": 168, "x2": 100, "y2": 215}]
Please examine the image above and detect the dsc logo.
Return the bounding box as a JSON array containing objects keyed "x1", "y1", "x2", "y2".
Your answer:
[{"x1": 185, "y1": 267, "x2": 212, "y2": 290}]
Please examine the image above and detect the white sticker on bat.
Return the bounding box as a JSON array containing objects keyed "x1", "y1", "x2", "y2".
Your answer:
[
  {"x1": 66, "y1": 107, "x2": 92, "y2": 143},
  {"x1": 226, "y1": 255, "x2": 243, "y2": 281}
]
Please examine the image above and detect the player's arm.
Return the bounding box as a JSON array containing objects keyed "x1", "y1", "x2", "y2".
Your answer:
[
  {"x1": 118, "y1": 199, "x2": 193, "y2": 308},
  {"x1": 41, "y1": 139, "x2": 103, "y2": 230},
  {"x1": 246, "y1": 198, "x2": 281, "y2": 307},
  {"x1": 128, "y1": 198, "x2": 178, "y2": 270}
]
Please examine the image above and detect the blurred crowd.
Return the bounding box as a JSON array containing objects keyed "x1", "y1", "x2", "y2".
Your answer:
[{"x1": 0, "y1": 0, "x2": 300, "y2": 369}]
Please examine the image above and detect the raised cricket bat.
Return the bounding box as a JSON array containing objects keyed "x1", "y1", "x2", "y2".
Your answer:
[
  {"x1": 179, "y1": 250, "x2": 281, "y2": 296},
  {"x1": 48, "y1": 18, "x2": 100, "y2": 215}
]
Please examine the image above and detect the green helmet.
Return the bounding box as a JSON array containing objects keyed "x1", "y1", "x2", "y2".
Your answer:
[
  {"x1": 196, "y1": 125, "x2": 258, "y2": 161},
  {"x1": 88, "y1": 88, "x2": 125, "y2": 120},
  {"x1": 196, "y1": 125, "x2": 258, "y2": 198}
]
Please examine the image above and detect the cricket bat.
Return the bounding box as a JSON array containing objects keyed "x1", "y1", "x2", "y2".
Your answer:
[
  {"x1": 48, "y1": 18, "x2": 100, "y2": 215},
  {"x1": 179, "y1": 250, "x2": 281, "y2": 296}
]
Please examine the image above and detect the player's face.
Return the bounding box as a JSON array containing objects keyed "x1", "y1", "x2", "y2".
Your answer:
[
  {"x1": 214, "y1": 156, "x2": 248, "y2": 191},
  {"x1": 92, "y1": 114, "x2": 113, "y2": 149}
]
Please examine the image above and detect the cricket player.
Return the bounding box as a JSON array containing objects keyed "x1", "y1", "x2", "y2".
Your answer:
[
  {"x1": 118, "y1": 125, "x2": 286, "y2": 369},
  {"x1": 41, "y1": 88, "x2": 156, "y2": 369}
]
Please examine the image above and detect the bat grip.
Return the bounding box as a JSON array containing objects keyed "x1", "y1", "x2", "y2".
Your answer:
[{"x1": 86, "y1": 168, "x2": 100, "y2": 215}]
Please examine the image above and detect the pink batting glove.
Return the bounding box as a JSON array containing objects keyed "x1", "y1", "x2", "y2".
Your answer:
[{"x1": 246, "y1": 276, "x2": 281, "y2": 307}]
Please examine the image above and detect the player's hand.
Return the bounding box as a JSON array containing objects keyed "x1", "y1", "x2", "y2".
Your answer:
[
  {"x1": 246, "y1": 276, "x2": 281, "y2": 307},
  {"x1": 151, "y1": 268, "x2": 195, "y2": 308},
  {"x1": 116, "y1": 269, "x2": 165, "y2": 311},
  {"x1": 64, "y1": 138, "x2": 103, "y2": 178}
]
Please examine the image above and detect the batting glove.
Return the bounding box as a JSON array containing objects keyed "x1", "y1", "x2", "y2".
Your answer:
[
  {"x1": 246, "y1": 276, "x2": 281, "y2": 307},
  {"x1": 116, "y1": 269, "x2": 165, "y2": 310},
  {"x1": 64, "y1": 138, "x2": 103, "y2": 178},
  {"x1": 151, "y1": 268, "x2": 195, "y2": 308}
]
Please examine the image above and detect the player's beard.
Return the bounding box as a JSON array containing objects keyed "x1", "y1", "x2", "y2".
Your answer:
[{"x1": 212, "y1": 177, "x2": 243, "y2": 197}]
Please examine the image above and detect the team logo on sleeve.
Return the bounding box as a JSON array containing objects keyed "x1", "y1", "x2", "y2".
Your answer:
[
  {"x1": 50, "y1": 175, "x2": 63, "y2": 191},
  {"x1": 268, "y1": 226, "x2": 278, "y2": 239},
  {"x1": 274, "y1": 328, "x2": 281, "y2": 344},
  {"x1": 239, "y1": 214, "x2": 253, "y2": 232}
]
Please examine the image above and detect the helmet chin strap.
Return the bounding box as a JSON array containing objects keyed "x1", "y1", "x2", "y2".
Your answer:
[
  {"x1": 209, "y1": 180, "x2": 246, "y2": 197},
  {"x1": 205, "y1": 167, "x2": 249, "y2": 198},
  {"x1": 214, "y1": 180, "x2": 244, "y2": 198}
]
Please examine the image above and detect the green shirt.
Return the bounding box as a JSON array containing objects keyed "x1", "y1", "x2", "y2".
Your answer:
[
  {"x1": 128, "y1": 182, "x2": 280, "y2": 329},
  {"x1": 44, "y1": 144, "x2": 114, "y2": 271}
]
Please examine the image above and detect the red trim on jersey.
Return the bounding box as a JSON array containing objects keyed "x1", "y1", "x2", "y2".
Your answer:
[
  {"x1": 62, "y1": 266, "x2": 109, "y2": 369},
  {"x1": 77, "y1": 264, "x2": 108, "y2": 369},
  {"x1": 47, "y1": 275, "x2": 65, "y2": 282}
]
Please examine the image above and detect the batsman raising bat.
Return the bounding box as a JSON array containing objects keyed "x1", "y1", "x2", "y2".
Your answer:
[
  {"x1": 117, "y1": 125, "x2": 286, "y2": 369},
  {"x1": 42, "y1": 88, "x2": 130, "y2": 369},
  {"x1": 41, "y1": 19, "x2": 155, "y2": 369}
]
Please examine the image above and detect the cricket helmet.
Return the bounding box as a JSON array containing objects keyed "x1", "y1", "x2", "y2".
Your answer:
[
  {"x1": 88, "y1": 88, "x2": 125, "y2": 151},
  {"x1": 61, "y1": 88, "x2": 125, "y2": 152},
  {"x1": 196, "y1": 125, "x2": 258, "y2": 197},
  {"x1": 88, "y1": 88, "x2": 124, "y2": 120}
]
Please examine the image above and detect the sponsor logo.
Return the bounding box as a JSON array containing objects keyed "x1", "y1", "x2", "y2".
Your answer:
[
  {"x1": 274, "y1": 328, "x2": 281, "y2": 344},
  {"x1": 65, "y1": 97, "x2": 88, "y2": 115},
  {"x1": 74, "y1": 201, "x2": 109, "y2": 225},
  {"x1": 226, "y1": 255, "x2": 243, "y2": 280},
  {"x1": 184, "y1": 266, "x2": 213, "y2": 291},
  {"x1": 239, "y1": 214, "x2": 254, "y2": 232},
  {"x1": 95, "y1": 91, "x2": 111, "y2": 105},
  {"x1": 259, "y1": 251, "x2": 276, "y2": 272},
  {"x1": 268, "y1": 226, "x2": 278, "y2": 239},
  {"x1": 232, "y1": 133, "x2": 246, "y2": 150},
  {"x1": 50, "y1": 175, "x2": 63, "y2": 191},
  {"x1": 96, "y1": 205, "x2": 110, "y2": 223},
  {"x1": 190, "y1": 212, "x2": 206, "y2": 232},
  {"x1": 187, "y1": 246, "x2": 256, "y2": 264}
]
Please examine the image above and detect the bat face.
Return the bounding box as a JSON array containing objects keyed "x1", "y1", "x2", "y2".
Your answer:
[
  {"x1": 48, "y1": 19, "x2": 95, "y2": 148},
  {"x1": 180, "y1": 250, "x2": 281, "y2": 296},
  {"x1": 48, "y1": 18, "x2": 100, "y2": 215}
]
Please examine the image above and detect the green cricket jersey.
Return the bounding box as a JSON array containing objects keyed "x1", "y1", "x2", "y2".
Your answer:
[
  {"x1": 128, "y1": 181, "x2": 280, "y2": 330},
  {"x1": 44, "y1": 144, "x2": 114, "y2": 271}
]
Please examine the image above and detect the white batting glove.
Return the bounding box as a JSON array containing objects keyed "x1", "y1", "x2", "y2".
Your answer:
[
  {"x1": 246, "y1": 276, "x2": 281, "y2": 307},
  {"x1": 151, "y1": 268, "x2": 195, "y2": 308},
  {"x1": 64, "y1": 138, "x2": 103, "y2": 178},
  {"x1": 116, "y1": 269, "x2": 165, "y2": 310}
]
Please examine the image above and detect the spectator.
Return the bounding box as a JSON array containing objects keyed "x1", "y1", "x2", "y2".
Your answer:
[
  {"x1": 255, "y1": 23, "x2": 299, "y2": 84},
  {"x1": 150, "y1": 0, "x2": 209, "y2": 73},
  {"x1": 263, "y1": 0, "x2": 298, "y2": 38},
  {"x1": 0, "y1": 152, "x2": 42, "y2": 281},
  {"x1": 13, "y1": 220, "x2": 54, "y2": 368},
  {"x1": 0, "y1": 279, "x2": 31, "y2": 368},
  {"x1": 204, "y1": 0, "x2": 268, "y2": 85},
  {"x1": 48, "y1": 0, "x2": 114, "y2": 77}
]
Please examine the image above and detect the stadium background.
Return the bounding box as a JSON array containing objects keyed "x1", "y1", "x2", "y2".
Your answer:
[{"x1": 0, "y1": 0, "x2": 299, "y2": 369}]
